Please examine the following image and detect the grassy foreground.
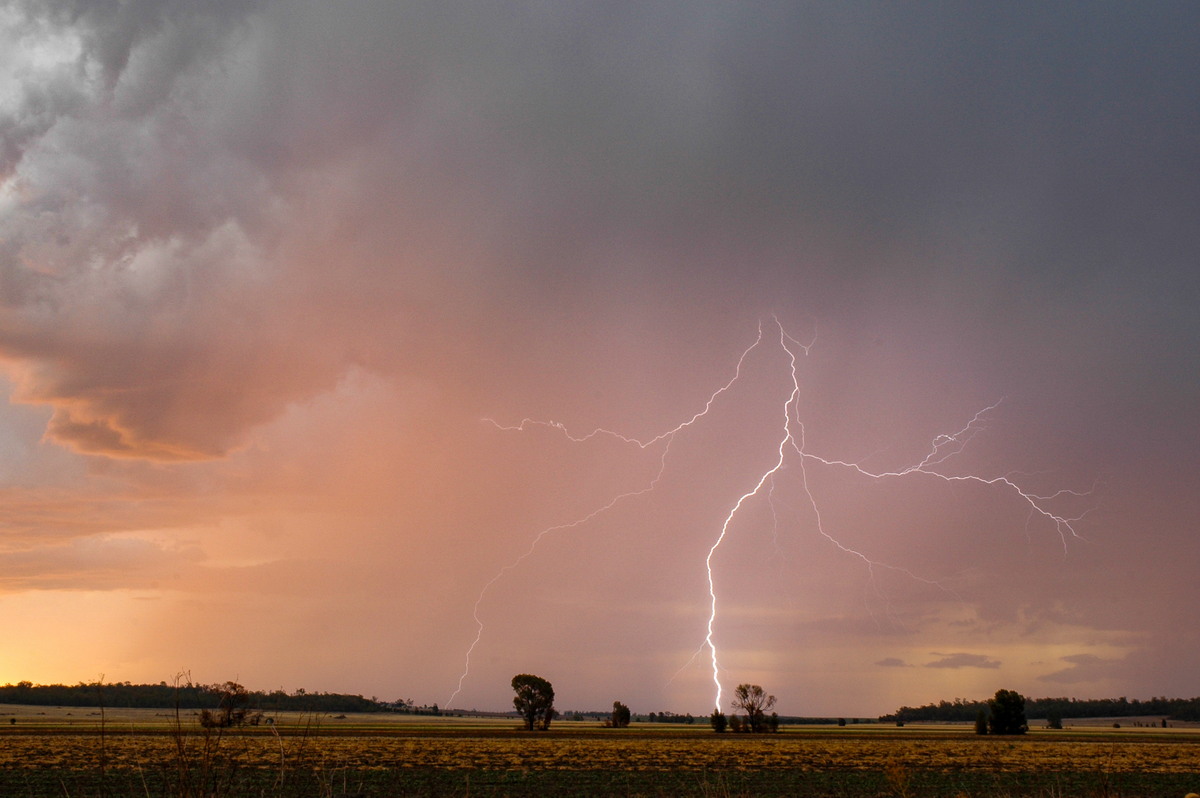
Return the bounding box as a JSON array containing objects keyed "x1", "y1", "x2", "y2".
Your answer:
[{"x1": 1, "y1": 706, "x2": 1198, "y2": 797}]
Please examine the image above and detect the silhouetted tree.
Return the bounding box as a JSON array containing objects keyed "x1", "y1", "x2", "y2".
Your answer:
[
  {"x1": 710, "y1": 709, "x2": 727, "y2": 733},
  {"x1": 974, "y1": 708, "x2": 989, "y2": 735},
  {"x1": 1046, "y1": 708, "x2": 1063, "y2": 730},
  {"x1": 199, "y1": 681, "x2": 258, "y2": 728},
  {"x1": 511, "y1": 674, "x2": 555, "y2": 731},
  {"x1": 611, "y1": 701, "x2": 631, "y2": 728},
  {"x1": 987, "y1": 689, "x2": 1028, "y2": 735},
  {"x1": 731, "y1": 683, "x2": 776, "y2": 733}
]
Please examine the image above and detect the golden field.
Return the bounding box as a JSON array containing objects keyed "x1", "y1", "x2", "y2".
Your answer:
[
  {"x1": 2, "y1": 729, "x2": 1200, "y2": 773},
  {"x1": 1, "y1": 707, "x2": 1199, "y2": 796}
]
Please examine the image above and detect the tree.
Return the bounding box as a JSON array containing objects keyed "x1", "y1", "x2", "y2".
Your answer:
[
  {"x1": 710, "y1": 709, "x2": 728, "y2": 733},
  {"x1": 987, "y1": 689, "x2": 1028, "y2": 735},
  {"x1": 199, "y1": 681, "x2": 258, "y2": 729},
  {"x1": 1046, "y1": 708, "x2": 1063, "y2": 730},
  {"x1": 611, "y1": 701, "x2": 631, "y2": 728},
  {"x1": 731, "y1": 683, "x2": 776, "y2": 733},
  {"x1": 511, "y1": 674, "x2": 555, "y2": 731},
  {"x1": 974, "y1": 708, "x2": 989, "y2": 735}
]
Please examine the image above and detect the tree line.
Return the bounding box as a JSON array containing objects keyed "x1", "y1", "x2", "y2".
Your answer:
[
  {"x1": 0, "y1": 680, "x2": 389, "y2": 714},
  {"x1": 883, "y1": 694, "x2": 1200, "y2": 724},
  {"x1": 17, "y1": 677, "x2": 1189, "y2": 726}
]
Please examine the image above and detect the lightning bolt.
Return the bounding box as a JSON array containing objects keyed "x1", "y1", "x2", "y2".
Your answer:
[
  {"x1": 700, "y1": 319, "x2": 1088, "y2": 709},
  {"x1": 702, "y1": 320, "x2": 805, "y2": 710},
  {"x1": 450, "y1": 317, "x2": 1089, "y2": 712}
]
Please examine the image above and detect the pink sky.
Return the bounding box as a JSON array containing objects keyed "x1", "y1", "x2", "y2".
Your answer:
[{"x1": 0, "y1": 2, "x2": 1197, "y2": 717}]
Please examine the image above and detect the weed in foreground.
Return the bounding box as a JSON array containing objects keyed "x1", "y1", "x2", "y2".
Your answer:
[{"x1": 884, "y1": 759, "x2": 914, "y2": 798}]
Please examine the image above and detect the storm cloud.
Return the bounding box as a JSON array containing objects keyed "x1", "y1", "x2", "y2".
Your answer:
[{"x1": 0, "y1": 1, "x2": 1197, "y2": 716}]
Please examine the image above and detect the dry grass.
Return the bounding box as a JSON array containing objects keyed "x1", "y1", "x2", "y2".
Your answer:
[{"x1": 2, "y1": 708, "x2": 1199, "y2": 796}]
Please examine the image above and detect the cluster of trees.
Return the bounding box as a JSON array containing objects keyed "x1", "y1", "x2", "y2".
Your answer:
[
  {"x1": 590, "y1": 705, "x2": 696, "y2": 724},
  {"x1": 710, "y1": 684, "x2": 781, "y2": 734},
  {"x1": 971, "y1": 689, "x2": 1029, "y2": 735},
  {"x1": 199, "y1": 681, "x2": 260, "y2": 728},
  {"x1": 391, "y1": 699, "x2": 445, "y2": 716},
  {"x1": 0, "y1": 680, "x2": 390, "y2": 714},
  {"x1": 610, "y1": 701, "x2": 631, "y2": 728},
  {"x1": 884, "y1": 693, "x2": 1200, "y2": 724},
  {"x1": 646, "y1": 711, "x2": 696, "y2": 724}
]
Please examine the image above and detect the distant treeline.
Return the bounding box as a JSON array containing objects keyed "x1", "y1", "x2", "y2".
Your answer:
[
  {"x1": 0, "y1": 681, "x2": 391, "y2": 714},
  {"x1": 883, "y1": 696, "x2": 1200, "y2": 723},
  {"x1": 560, "y1": 709, "x2": 865, "y2": 726}
]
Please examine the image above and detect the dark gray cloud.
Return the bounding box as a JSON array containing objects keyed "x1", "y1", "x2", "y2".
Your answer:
[
  {"x1": 1038, "y1": 654, "x2": 1121, "y2": 685},
  {"x1": 3, "y1": 1, "x2": 1197, "y2": 456},
  {"x1": 925, "y1": 652, "x2": 1001, "y2": 670}
]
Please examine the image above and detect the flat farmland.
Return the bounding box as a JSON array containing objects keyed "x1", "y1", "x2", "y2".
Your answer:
[{"x1": 1, "y1": 709, "x2": 1198, "y2": 796}]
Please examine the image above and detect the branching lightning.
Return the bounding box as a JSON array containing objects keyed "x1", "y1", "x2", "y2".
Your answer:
[
  {"x1": 448, "y1": 317, "x2": 1089, "y2": 711},
  {"x1": 701, "y1": 321, "x2": 804, "y2": 710}
]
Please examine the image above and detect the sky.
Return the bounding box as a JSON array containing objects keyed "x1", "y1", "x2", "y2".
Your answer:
[{"x1": 0, "y1": 1, "x2": 1197, "y2": 718}]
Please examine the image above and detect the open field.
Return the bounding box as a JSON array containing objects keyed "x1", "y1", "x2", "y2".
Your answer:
[{"x1": 1, "y1": 707, "x2": 1198, "y2": 797}]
